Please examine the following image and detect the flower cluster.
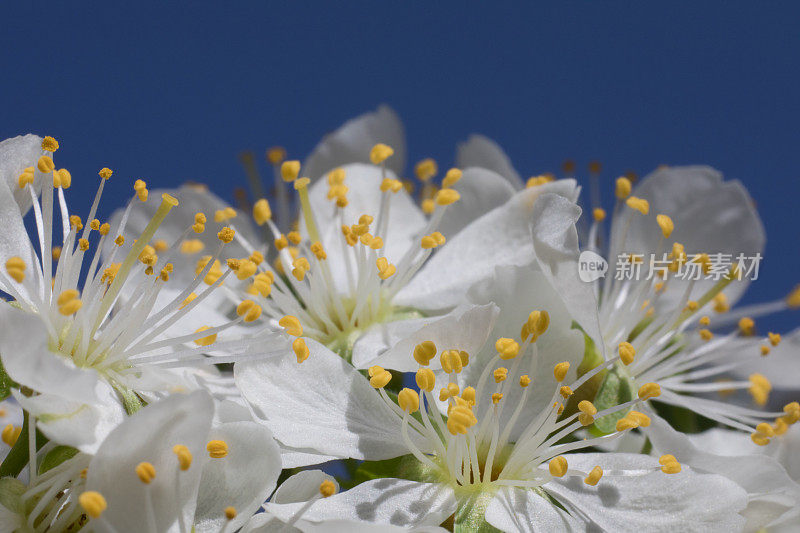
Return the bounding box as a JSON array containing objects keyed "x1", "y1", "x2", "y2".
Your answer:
[{"x1": 0, "y1": 108, "x2": 798, "y2": 532}]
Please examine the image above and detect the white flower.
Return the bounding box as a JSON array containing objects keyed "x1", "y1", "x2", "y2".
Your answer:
[
  {"x1": 0, "y1": 136, "x2": 283, "y2": 453},
  {"x1": 528, "y1": 166, "x2": 799, "y2": 442},
  {"x1": 237, "y1": 266, "x2": 748, "y2": 531}
]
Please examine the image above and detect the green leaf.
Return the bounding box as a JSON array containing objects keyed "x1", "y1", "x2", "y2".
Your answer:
[
  {"x1": 347, "y1": 454, "x2": 433, "y2": 489},
  {"x1": 38, "y1": 445, "x2": 79, "y2": 475},
  {"x1": 453, "y1": 491, "x2": 502, "y2": 533},
  {"x1": 590, "y1": 365, "x2": 634, "y2": 435}
]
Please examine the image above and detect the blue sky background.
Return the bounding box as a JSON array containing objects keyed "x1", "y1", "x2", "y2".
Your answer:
[{"x1": 2, "y1": 1, "x2": 798, "y2": 330}]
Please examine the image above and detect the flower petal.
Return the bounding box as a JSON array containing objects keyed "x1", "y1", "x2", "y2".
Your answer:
[
  {"x1": 396, "y1": 179, "x2": 579, "y2": 312},
  {"x1": 0, "y1": 181, "x2": 40, "y2": 304},
  {"x1": 0, "y1": 134, "x2": 45, "y2": 215},
  {"x1": 86, "y1": 391, "x2": 214, "y2": 532},
  {"x1": 436, "y1": 168, "x2": 516, "y2": 238},
  {"x1": 303, "y1": 105, "x2": 406, "y2": 181},
  {"x1": 235, "y1": 340, "x2": 427, "y2": 461},
  {"x1": 544, "y1": 452, "x2": 748, "y2": 533},
  {"x1": 455, "y1": 134, "x2": 524, "y2": 189},
  {"x1": 485, "y1": 486, "x2": 584, "y2": 532}
]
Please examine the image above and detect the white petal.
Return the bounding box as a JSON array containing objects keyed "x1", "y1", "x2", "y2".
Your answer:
[
  {"x1": 235, "y1": 340, "x2": 426, "y2": 460},
  {"x1": 612, "y1": 165, "x2": 764, "y2": 311},
  {"x1": 0, "y1": 182, "x2": 39, "y2": 303},
  {"x1": 0, "y1": 134, "x2": 45, "y2": 214},
  {"x1": 0, "y1": 306, "x2": 100, "y2": 404},
  {"x1": 436, "y1": 168, "x2": 516, "y2": 238},
  {"x1": 272, "y1": 469, "x2": 338, "y2": 504},
  {"x1": 194, "y1": 421, "x2": 283, "y2": 533},
  {"x1": 86, "y1": 391, "x2": 214, "y2": 533},
  {"x1": 396, "y1": 180, "x2": 579, "y2": 312},
  {"x1": 303, "y1": 105, "x2": 406, "y2": 181},
  {"x1": 13, "y1": 381, "x2": 125, "y2": 453},
  {"x1": 485, "y1": 487, "x2": 584, "y2": 532},
  {"x1": 352, "y1": 303, "x2": 500, "y2": 372},
  {"x1": 730, "y1": 327, "x2": 800, "y2": 391},
  {"x1": 455, "y1": 134, "x2": 524, "y2": 189},
  {"x1": 530, "y1": 193, "x2": 604, "y2": 356},
  {"x1": 544, "y1": 452, "x2": 748, "y2": 533},
  {"x1": 264, "y1": 479, "x2": 456, "y2": 529}
]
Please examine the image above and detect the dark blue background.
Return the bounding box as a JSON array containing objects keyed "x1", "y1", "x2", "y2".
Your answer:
[{"x1": 2, "y1": 1, "x2": 798, "y2": 330}]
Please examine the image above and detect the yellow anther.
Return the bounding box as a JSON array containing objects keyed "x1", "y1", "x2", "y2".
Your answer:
[
  {"x1": 133, "y1": 179, "x2": 149, "y2": 202},
  {"x1": 785, "y1": 285, "x2": 800, "y2": 308},
  {"x1": 685, "y1": 301, "x2": 699, "y2": 311},
  {"x1": 172, "y1": 444, "x2": 192, "y2": 470},
  {"x1": 492, "y1": 392, "x2": 504, "y2": 404},
  {"x1": 194, "y1": 326, "x2": 217, "y2": 346},
  {"x1": 249, "y1": 251, "x2": 264, "y2": 265},
  {"x1": 17, "y1": 167, "x2": 35, "y2": 188},
  {"x1": 584, "y1": 466, "x2": 603, "y2": 486},
  {"x1": 192, "y1": 212, "x2": 206, "y2": 234},
  {"x1": 88, "y1": 219, "x2": 100, "y2": 231},
  {"x1": 42, "y1": 136, "x2": 59, "y2": 152},
  {"x1": 57, "y1": 289, "x2": 82, "y2": 315},
  {"x1": 376, "y1": 257, "x2": 396, "y2": 280},
  {"x1": 70, "y1": 215, "x2": 83, "y2": 231},
  {"x1": 38, "y1": 155, "x2": 55, "y2": 173},
  {"x1": 774, "y1": 417, "x2": 789, "y2": 435},
  {"x1": 180, "y1": 239, "x2": 205, "y2": 254},
  {"x1": 494, "y1": 367, "x2": 508, "y2": 383},
  {"x1": 236, "y1": 300, "x2": 263, "y2": 322},
  {"x1": 559, "y1": 386, "x2": 573, "y2": 399},
  {"x1": 294, "y1": 177, "x2": 310, "y2": 190},
  {"x1": 159, "y1": 267, "x2": 170, "y2": 282},
  {"x1": 592, "y1": 208, "x2": 606, "y2": 222},
  {"x1": 446, "y1": 404, "x2": 477, "y2": 435},
  {"x1": 761, "y1": 345, "x2": 771, "y2": 356},
  {"x1": 628, "y1": 411, "x2": 651, "y2": 427},
  {"x1": 638, "y1": 382, "x2": 661, "y2": 400},
  {"x1": 699, "y1": 329, "x2": 713, "y2": 341},
  {"x1": 616, "y1": 417, "x2": 639, "y2": 431},
  {"x1": 699, "y1": 315, "x2": 710, "y2": 326},
  {"x1": 369, "y1": 143, "x2": 394, "y2": 164},
  {"x1": 281, "y1": 160, "x2": 301, "y2": 182},
  {"x1": 285, "y1": 231, "x2": 301, "y2": 245},
  {"x1": 440, "y1": 349, "x2": 467, "y2": 374},
  {"x1": 101, "y1": 264, "x2": 121, "y2": 285},
  {"x1": 442, "y1": 168, "x2": 463, "y2": 188},
  {"x1": 421, "y1": 198, "x2": 435, "y2": 214},
  {"x1": 434, "y1": 188, "x2": 460, "y2": 206},
  {"x1": 578, "y1": 400, "x2": 598, "y2": 416},
  {"x1": 79, "y1": 238, "x2": 90, "y2": 251},
  {"x1": 625, "y1": 196, "x2": 650, "y2": 215},
  {"x1": 292, "y1": 257, "x2": 310, "y2": 281},
  {"x1": 526, "y1": 175, "x2": 553, "y2": 188},
  {"x1": 749, "y1": 374, "x2": 771, "y2": 406},
  {"x1": 617, "y1": 342, "x2": 635, "y2": 365},
  {"x1": 369, "y1": 367, "x2": 393, "y2": 389},
  {"x1": 415, "y1": 368, "x2": 436, "y2": 392},
  {"x1": 249, "y1": 272, "x2": 274, "y2": 298},
  {"x1": 249, "y1": 198, "x2": 272, "y2": 226},
  {"x1": 556, "y1": 402, "x2": 565, "y2": 415},
  {"x1": 56, "y1": 169, "x2": 72, "y2": 189},
  {"x1": 136, "y1": 462, "x2": 156, "y2": 484},
  {"x1": 98, "y1": 168, "x2": 113, "y2": 180},
  {"x1": 1, "y1": 424, "x2": 21, "y2": 447},
  {"x1": 398, "y1": 388, "x2": 420, "y2": 414},
  {"x1": 5, "y1": 257, "x2": 26, "y2": 283},
  {"x1": 293, "y1": 338, "x2": 310, "y2": 363},
  {"x1": 206, "y1": 440, "x2": 229, "y2": 458},
  {"x1": 495, "y1": 338, "x2": 520, "y2": 360},
  {"x1": 413, "y1": 341, "x2": 437, "y2": 366},
  {"x1": 224, "y1": 506, "x2": 237, "y2": 520},
  {"x1": 327, "y1": 167, "x2": 346, "y2": 186},
  {"x1": 415, "y1": 158, "x2": 438, "y2": 181},
  {"x1": 277, "y1": 315, "x2": 302, "y2": 337},
  {"x1": 52, "y1": 247, "x2": 62, "y2": 260},
  {"x1": 267, "y1": 146, "x2": 287, "y2": 165},
  {"x1": 549, "y1": 456, "x2": 568, "y2": 477},
  {"x1": 615, "y1": 176, "x2": 632, "y2": 199},
  {"x1": 214, "y1": 207, "x2": 238, "y2": 223},
  {"x1": 554, "y1": 362, "x2": 570, "y2": 382},
  {"x1": 319, "y1": 480, "x2": 337, "y2": 498},
  {"x1": 152, "y1": 239, "x2": 168, "y2": 253},
  {"x1": 461, "y1": 387, "x2": 476, "y2": 406},
  {"x1": 217, "y1": 227, "x2": 235, "y2": 244},
  {"x1": 522, "y1": 310, "x2": 550, "y2": 341},
  {"x1": 519, "y1": 374, "x2": 531, "y2": 388},
  {"x1": 768, "y1": 332, "x2": 781, "y2": 346},
  {"x1": 79, "y1": 491, "x2": 107, "y2": 519},
  {"x1": 439, "y1": 383, "x2": 461, "y2": 402},
  {"x1": 713, "y1": 292, "x2": 729, "y2": 313},
  {"x1": 420, "y1": 235, "x2": 439, "y2": 249},
  {"x1": 195, "y1": 256, "x2": 223, "y2": 285},
  {"x1": 236, "y1": 259, "x2": 257, "y2": 280},
  {"x1": 380, "y1": 177, "x2": 403, "y2": 193},
  {"x1": 656, "y1": 214, "x2": 674, "y2": 238},
  {"x1": 274, "y1": 234, "x2": 288, "y2": 250},
  {"x1": 310, "y1": 241, "x2": 327, "y2": 260},
  {"x1": 660, "y1": 461, "x2": 682, "y2": 474}
]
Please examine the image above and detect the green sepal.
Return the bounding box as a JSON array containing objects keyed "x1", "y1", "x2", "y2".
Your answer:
[
  {"x1": 118, "y1": 387, "x2": 145, "y2": 415},
  {"x1": 0, "y1": 358, "x2": 14, "y2": 402},
  {"x1": 38, "y1": 445, "x2": 79, "y2": 475},
  {"x1": 562, "y1": 331, "x2": 606, "y2": 419},
  {"x1": 0, "y1": 413, "x2": 48, "y2": 478},
  {"x1": 0, "y1": 477, "x2": 26, "y2": 515},
  {"x1": 453, "y1": 490, "x2": 502, "y2": 533},
  {"x1": 590, "y1": 365, "x2": 634, "y2": 435}
]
